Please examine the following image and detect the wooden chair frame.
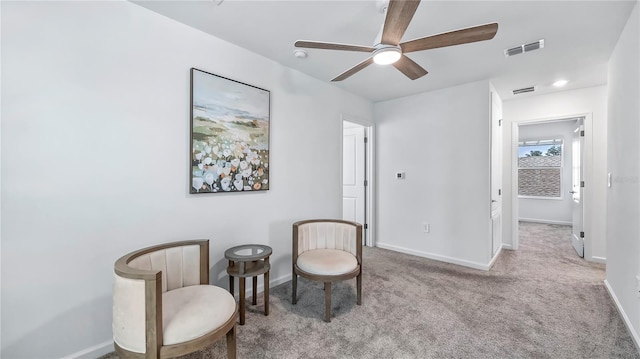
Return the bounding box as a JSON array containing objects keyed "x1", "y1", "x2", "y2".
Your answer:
[
  {"x1": 292, "y1": 219, "x2": 362, "y2": 322},
  {"x1": 114, "y1": 239, "x2": 238, "y2": 359}
]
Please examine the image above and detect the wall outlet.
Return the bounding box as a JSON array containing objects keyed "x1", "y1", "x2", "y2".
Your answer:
[
  {"x1": 396, "y1": 172, "x2": 405, "y2": 180},
  {"x1": 423, "y1": 222, "x2": 430, "y2": 233}
]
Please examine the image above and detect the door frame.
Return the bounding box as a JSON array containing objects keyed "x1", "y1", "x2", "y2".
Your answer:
[
  {"x1": 341, "y1": 114, "x2": 375, "y2": 247},
  {"x1": 511, "y1": 113, "x2": 592, "y2": 255}
]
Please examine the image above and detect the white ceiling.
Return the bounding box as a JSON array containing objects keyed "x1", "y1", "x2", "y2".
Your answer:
[{"x1": 133, "y1": 0, "x2": 636, "y2": 102}]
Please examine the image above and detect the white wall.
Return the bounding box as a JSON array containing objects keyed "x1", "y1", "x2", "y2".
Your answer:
[
  {"x1": 518, "y1": 120, "x2": 575, "y2": 225},
  {"x1": 605, "y1": 1, "x2": 640, "y2": 349},
  {"x1": 502, "y1": 86, "x2": 608, "y2": 261},
  {"x1": 374, "y1": 80, "x2": 493, "y2": 269},
  {"x1": 0, "y1": 2, "x2": 373, "y2": 357}
]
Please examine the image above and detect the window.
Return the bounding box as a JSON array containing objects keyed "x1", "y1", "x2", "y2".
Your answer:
[{"x1": 518, "y1": 138, "x2": 563, "y2": 198}]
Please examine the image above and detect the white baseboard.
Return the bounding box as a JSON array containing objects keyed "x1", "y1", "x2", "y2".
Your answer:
[
  {"x1": 62, "y1": 340, "x2": 112, "y2": 359},
  {"x1": 519, "y1": 218, "x2": 572, "y2": 226},
  {"x1": 604, "y1": 279, "x2": 640, "y2": 353},
  {"x1": 590, "y1": 256, "x2": 607, "y2": 264},
  {"x1": 376, "y1": 243, "x2": 491, "y2": 271},
  {"x1": 502, "y1": 243, "x2": 514, "y2": 250},
  {"x1": 67, "y1": 274, "x2": 293, "y2": 359}
]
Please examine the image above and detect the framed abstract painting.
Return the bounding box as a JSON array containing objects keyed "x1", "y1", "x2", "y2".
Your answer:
[{"x1": 190, "y1": 68, "x2": 270, "y2": 194}]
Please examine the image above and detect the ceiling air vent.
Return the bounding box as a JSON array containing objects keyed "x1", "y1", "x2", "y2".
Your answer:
[
  {"x1": 505, "y1": 46, "x2": 523, "y2": 57},
  {"x1": 513, "y1": 86, "x2": 536, "y2": 95},
  {"x1": 504, "y1": 39, "x2": 545, "y2": 57}
]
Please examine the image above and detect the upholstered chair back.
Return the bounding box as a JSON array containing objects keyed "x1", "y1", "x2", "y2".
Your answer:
[
  {"x1": 295, "y1": 221, "x2": 358, "y2": 257},
  {"x1": 127, "y1": 244, "x2": 203, "y2": 293}
]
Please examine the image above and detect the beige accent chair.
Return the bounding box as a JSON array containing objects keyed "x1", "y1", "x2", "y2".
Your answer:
[
  {"x1": 113, "y1": 240, "x2": 238, "y2": 358},
  {"x1": 292, "y1": 219, "x2": 362, "y2": 322}
]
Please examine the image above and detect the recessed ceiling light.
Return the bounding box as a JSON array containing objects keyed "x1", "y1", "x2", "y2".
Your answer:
[{"x1": 553, "y1": 79, "x2": 568, "y2": 87}]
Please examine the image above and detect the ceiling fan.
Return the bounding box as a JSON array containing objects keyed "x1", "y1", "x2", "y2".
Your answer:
[{"x1": 294, "y1": 0, "x2": 498, "y2": 82}]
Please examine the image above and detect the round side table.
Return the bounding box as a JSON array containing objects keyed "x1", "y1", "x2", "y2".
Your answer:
[{"x1": 224, "y1": 244, "x2": 272, "y2": 325}]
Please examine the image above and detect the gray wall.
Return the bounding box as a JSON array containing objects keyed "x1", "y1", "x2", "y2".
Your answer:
[{"x1": 0, "y1": 2, "x2": 373, "y2": 357}]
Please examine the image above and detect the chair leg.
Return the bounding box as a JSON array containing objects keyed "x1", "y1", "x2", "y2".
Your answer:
[
  {"x1": 292, "y1": 273, "x2": 297, "y2": 305},
  {"x1": 356, "y1": 272, "x2": 362, "y2": 305},
  {"x1": 324, "y1": 282, "x2": 331, "y2": 323},
  {"x1": 226, "y1": 324, "x2": 237, "y2": 359}
]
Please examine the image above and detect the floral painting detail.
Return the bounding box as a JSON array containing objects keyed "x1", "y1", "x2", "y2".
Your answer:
[{"x1": 190, "y1": 68, "x2": 270, "y2": 194}]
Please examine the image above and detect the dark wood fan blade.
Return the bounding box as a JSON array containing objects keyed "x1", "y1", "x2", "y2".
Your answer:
[
  {"x1": 381, "y1": 0, "x2": 421, "y2": 45},
  {"x1": 392, "y1": 55, "x2": 428, "y2": 80},
  {"x1": 295, "y1": 40, "x2": 375, "y2": 53},
  {"x1": 400, "y1": 23, "x2": 498, "y2": 53},
  {"x1": 331, "y1": 57, "x2": 375, "y2": 82}
]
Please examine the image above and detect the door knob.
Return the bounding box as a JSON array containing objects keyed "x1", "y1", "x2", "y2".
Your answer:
[{"x1": 569, "y1": 190, "x2": 577, "y2": 194}]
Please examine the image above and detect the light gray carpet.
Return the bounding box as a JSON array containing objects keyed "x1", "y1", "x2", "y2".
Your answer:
[{"x1": 102, "y1": 222, "x2": 639, "y2": 358}]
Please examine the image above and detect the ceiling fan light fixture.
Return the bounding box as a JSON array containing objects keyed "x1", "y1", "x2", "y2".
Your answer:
[{"x1": 372, "y1": 46, "x2": 401, "y2": 65}]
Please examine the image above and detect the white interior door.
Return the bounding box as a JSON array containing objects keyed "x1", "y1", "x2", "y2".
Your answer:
[
  {"x1": 343, "y1": 124, "x2": 365, "y2": 227},
  {"x1": 571, "y1": 120, "x2": 585, "y2": 257},
  {"x1": 490, "y1": 92, "x2": 503, "y2": 256}
]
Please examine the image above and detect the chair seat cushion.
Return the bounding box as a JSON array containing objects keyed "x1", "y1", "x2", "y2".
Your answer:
[
  {"x1": 297, "y1": 249, "x2": 358, "y2": 276},
  {"x1": 162, "y1": 285, "x2": 236, "y2": 346}
]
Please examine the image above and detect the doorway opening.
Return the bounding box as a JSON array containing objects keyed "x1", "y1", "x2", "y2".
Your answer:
[
  {"x1": 512, "y1": 115, "x2": 589, "y2": 258},
  {"x1": 342, "y1": 118, "x2": 374, "y2": 247}
]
